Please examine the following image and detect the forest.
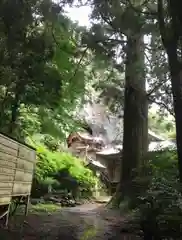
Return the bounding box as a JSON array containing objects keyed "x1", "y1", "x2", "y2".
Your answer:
[{"x1": 0, "y1": 0, "x2": 182, "y2": 239}]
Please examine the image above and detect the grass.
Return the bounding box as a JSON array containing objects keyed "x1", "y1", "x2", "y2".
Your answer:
[
  {"x1": 29, "y1": 203, "x2": 61, "y2": 214},
  {"x1": 15, "y1": 203, "x2": 61, "y2": 215}
]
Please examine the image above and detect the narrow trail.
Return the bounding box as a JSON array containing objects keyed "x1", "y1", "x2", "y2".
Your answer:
[{"x1": 0, "y1": 203, "x2": 139, "y2": 239}]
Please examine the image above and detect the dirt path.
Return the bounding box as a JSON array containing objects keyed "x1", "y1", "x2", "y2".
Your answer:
[{"x1": 0, "y1": 203, "x2": 139, "y2": 239}]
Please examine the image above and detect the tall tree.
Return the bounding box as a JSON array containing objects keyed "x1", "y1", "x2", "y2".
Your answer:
[
  {"x1": 0, "y1": 0, "x2": 86, "y2": 140},
  {"x1": 157, "y1": 0, "x2": 182, "y2": 182},
  {"x1": 81, "y1": 0, "x2": 149, "y2": 205},
  {"x1": 0, "y1": 0, "x2": 62, "y2": 136}
]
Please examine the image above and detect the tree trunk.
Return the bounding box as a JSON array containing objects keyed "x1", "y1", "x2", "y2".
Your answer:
[
  {"x1": 167, "y1": 46, "x2": 182, "y2": 183},
  {"x1": 0, "y1": 87, "x2": 9, "y2": 128},
  {"x1": 111, "y1": 34, "x2": 148, "y2": 207},
  {"x1": 8, "y1": 85, "x2": 22, "y2": 135},
  {"x1": 157, "y1": 0, "x2": 182, "y2": 184}
]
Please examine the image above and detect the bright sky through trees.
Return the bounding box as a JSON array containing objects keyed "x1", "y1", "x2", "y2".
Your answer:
[{"x1": 64, "y1": 5, "x2": 91, "y2": 27}]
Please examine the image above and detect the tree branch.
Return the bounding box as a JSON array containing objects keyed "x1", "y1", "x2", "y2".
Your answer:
[
  {"x1": 97, "y1": 4, "x2": 128, "y2": 36},
  {"x1": 147, "y1": 78, "x2": 167, "y2": 96},
  {"x1": 128, "y1": 0, "x2": 157, "y2": 16},
  {"x1": 149, "y1": 97, "x2": 174, "y2": 116},
  {"x1": 51, "y1": 28, "x2": 77, "y2": 56},
  {"x1": 70, "y1": 47, "x2": 88, "y2": 81}
]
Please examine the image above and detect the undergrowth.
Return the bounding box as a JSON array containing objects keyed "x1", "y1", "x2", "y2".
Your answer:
[
  {"x1": 133, "y1": 150, "x2": 182, "y2": 239},
  {"x1": 31, "y1": 143, "x2": 100, "y2": 199}
]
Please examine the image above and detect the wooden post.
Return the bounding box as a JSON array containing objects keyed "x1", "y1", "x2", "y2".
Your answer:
[
  {"x1": 95, "y1": 171, "x2": 100, "y2": 198},
  {"x1": 25, "y1": 195, "x2": 30, "y2": 217},
  {"x1": 48, "y1": 184, "x2": 52, "y2": 194},
  {"x1": 5, "y1": 204, "x2": 11, "y2": 227}
]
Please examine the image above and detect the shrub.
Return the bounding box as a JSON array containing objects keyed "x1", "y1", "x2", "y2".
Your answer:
[
  {"x1": 43, "y1": 135, "x2": 59, "y2": 151},
  {"x1": 134, "y1": 150, "x2": 182, "y2": 239},
  {"x1": 32, "y1": 144, "x2": 98, "y2": 198},
  {"x1": 31, "y1": 177, "x2": 60, "y2": 198}
]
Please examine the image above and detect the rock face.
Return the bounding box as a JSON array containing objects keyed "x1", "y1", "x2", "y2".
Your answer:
[
  {"x1": 78, "y1": 102, "x2": 176, "y2": 151},
  {"x1": 73, "y1": 101, "x2": 176, "y2": 184},
  {"x1": 79, "y1": 102, "x2": 123, "y2": 146}
]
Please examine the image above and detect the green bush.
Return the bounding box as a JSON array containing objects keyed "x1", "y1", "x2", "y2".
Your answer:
[
  {"x1": 134, "y1": 150, "x2": 182, "y2": 239},
  {"x1": 31, "y1": 177, "x2": 60, "y2": 198},
  {"x1": 43, "y1": 135, "x2": 60, "y2": 151},
  {"x1": 32, "y1": 144, "x2": 98, "y2": 198},
  {"x1": 148, "y1": 150, "x2": 178, "y2": 179}
]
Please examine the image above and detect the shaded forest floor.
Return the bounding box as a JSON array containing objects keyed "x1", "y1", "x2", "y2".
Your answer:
[{"x1": 0, "y1": 203, "x2": 140, "y2": 239}]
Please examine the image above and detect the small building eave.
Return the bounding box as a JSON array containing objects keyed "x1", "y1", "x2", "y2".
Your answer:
[
  {"x1": 87, "y1": 156, "x2": 106, "y2": 168},
  {"x1": 148, "y1": 140, "x2": 176, "y2": 152},
  {"x1": 148, "y1": 130, "x2": 166, "y2": 141},
  {"x1": 96, "y1": 140, "x2": 176, "y2": 158},
  {"x1": 96, "y1": 147, "x2": 121, "y2": 159}
]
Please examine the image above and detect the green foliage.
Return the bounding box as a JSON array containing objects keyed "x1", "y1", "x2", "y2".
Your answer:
[
  {"x1": 0, "y1": 0, "x2": 87, "y2": 141},
  {"x1": 33, "y1": 144, "x2": 98, "y2": 198},
  {"x1": 148, "y1": 150, "x2": 178, "y2": 178},
  {"x1": 149, "y1": 113, "x2": 175, "y2": 139},
  {"x1": 43, "y1": 135, "x2": 60, "y2": 151},
  {"x1": 134, "y1": 151, "x2": 182, "y2": 239},
  {"x1": 0, "y1": 0, "x2": 62, "y2": 133}
]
